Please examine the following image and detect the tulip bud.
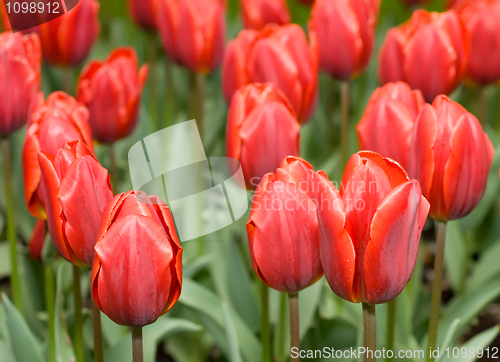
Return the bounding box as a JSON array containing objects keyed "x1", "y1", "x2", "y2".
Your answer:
[
  {"x1": 356, "y1": 82, "x2": 425, "y2": 169},
  {"x1": 378, "y1": 10, "x2": 470, "y2": 102},
  {"x1": 28, "y1": 220, "x2": 46, "y2": 262},
  {"x1": 309, "y1": 0, "x2": 380, "y2": 80},
  {"x1": 241, "y1": 0, "x2": 290, "y2": 30},
  {"x1": 128, "y1": 0, "x2": 158, "y2": 31},
  {"x1": 38, "y1": 141, "x2": 113, "y2": 267},
  {"x1": 157, "y1": 0, "x2": 226, "y2": 74},
  {"x1": 23, "y1": 92, "x2": 94, "y2": 219},
  {"x1": 247, "y1": 156, "x2": 323, "y2": 293},
  {"x1": 314, "y1": 151, "x2": 430, "y2": 304},
  {"x1": 38, "y1": 0, "x2": 100, "y2": 67},
  {"x1": 77, "y1": 48, "x2": 149, "y2": 144},
  {"x1": 407, "y1": 95, "x2": 494, "y2": 222},
  {"x1": 223, "y1": 24, "x2": 318, "y2": 123},
  {"x1": 92, "y1": 190, "x2": 183, "y2": 327},
  {"x1": 226, "y1": 83, "x2": 300, "y2": 189},
  {"x1": 453, "y1": 0, "x2": 500, "y2": 86},
  {"x1": 0, "y1": 31, "x2": 41, "y2": 136}
]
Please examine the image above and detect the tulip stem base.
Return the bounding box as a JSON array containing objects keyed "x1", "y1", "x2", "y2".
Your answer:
[
  {"x1": 386, "y1": 299, "x2": 395, "y2": 361},
  {"x1": 132, "y1": 327, "x2": 143, "y2": 362},
  {"x1": 289, "y1": 292, "x2": 300, "y2": 361},
  {"x1": 44, "y1": 263, "x2": 56, "y2": 362},
  {"x1": 2, "y1": 137, "x2": 22, "y2": 312},
  {"x1": 72, "y1": 265, "x2": 84, "y2": 362},
  {"x1": 362, "y1": 303, "x2": 376, "y2": 362},
  {"x1": 91, "y1": 297, "x2": 104, "y2": 362},
  {"x1": 340, "y1": 81, "x2": 350, "y2": 176},
  {"x1": 261, "y1": 283, "x2": 271, "y2": 362},
  {"x1": 427, "y1": 222, "x2": 447, "y2": 362}
]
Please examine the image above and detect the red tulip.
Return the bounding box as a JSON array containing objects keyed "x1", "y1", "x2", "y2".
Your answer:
[
  {"x1": 38, "y1": 141, "x2": 113, "y2": 267},
  {"x1": 77, "y1": 48, "x2": 148, "y2": 144},
  {"x1": 221, "y1": 29, "x2": 259, "y2": 103},
  {"x1": 309, "y1": 0, "x2": 380, "y2": 80},
  {"x1": 28, "y1": 220, "x2": 46, "y2": 262},
  {"x1": 128, "y1": 0, "x2": 158, "y2": 31},
  {"x1": 92, "y1": 190, "x2": 183, "y2": 327},
  {"x1": 223, "y1": 24, "x2": 318, "y2": 123},
  {"x1": 407, "y1": 95, "x2": 494, "y2": 221},
  {"x1": 23, "y1": 92, "x2": 94, "y2": 219},
  {"x1": 378, "y1": 10, "x2": 469, "y2": 102},
  {"x1": 38, "y1": 0, "x2": 100, "y2": 67},
  {"x1": 226, "y1": 83, "x2": 300, "y2": 189},
  {"x1": 247, "y1": 156, "x2": 322, "y2": 293},
  {"x1": 0, "y1": 31, "x2": 41, "y2": 136},
  {"x1": 157, "y1": 0, "x2": 226, "y2": 74},
  {"x1": 453, "y1": 0, "x2": 500, "y2": 85},
  {"x1": 356, "y1": 82, "x2": 425, "y2": 169},
  {"x1": 314, "y1": 151, "x2": 429, "y2": 304},
  {"x1": 241, "y1": 0, "x2": 290, "y2": 30}
]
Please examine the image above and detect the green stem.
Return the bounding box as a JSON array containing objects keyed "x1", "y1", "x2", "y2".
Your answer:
[
  {"x1": 276, "y1": 292, "x2": 287, "y2": 362},
  {"x1": 386, "y1": 299, "x2": 396, "y2": 361},
  {"x1": 91, "y1": 297, "x2": 103, "y2": 362},
  {"x1": 427, "y1": 222, "x2": 447, "y2": 362},
  {"x1": 164, "y1": 56, "x2": 175, "y2": 129},
  {"x1": 132, "y1": 327, "x2": 143, "y2": 362},
  {"x1": 2, "y1": 137, "x2": 22, "y2": 312},
  {"x1": 109, "y1": 144, "x2": 118, "y2": 193},
  {"x1": 62, "y1": 68, "x2": 72, "y2": 94},
  {"x1": 362, "y1": 303, "x2": 376, "y2": 362},
  {"x1": 289, "y1": 292, "x2": 300, "y2": 361},
  {"x1": 340, "y1": 81, "x2": 350, "y2": 175},
  {"x1": 479, "y1": 86, "x2": 488, "y2": 125},
  {"x1": 261, "y1": 283, "x2": 270, "y2": 362},
  {"x1": 73, "y1": 265, "x2": 84, "y2": 362},
  {"x1": 44, "y1": 263, "x2": 56, "y2": 362},
  {"x1": 189, "y1": 72, "x2": 205, "y2": 142}
]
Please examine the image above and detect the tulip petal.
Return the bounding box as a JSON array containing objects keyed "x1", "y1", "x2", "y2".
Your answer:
[
  {"x1": 378, "y1": 29, "x2": 405, "y2": 85},
  {"x1": 364, "y1": 180, "x2": 429, "y2": 304}
]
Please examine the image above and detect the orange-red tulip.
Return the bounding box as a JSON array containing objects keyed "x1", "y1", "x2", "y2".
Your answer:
[
  {"x1": 314, "y1": 151, "x2": 430, "y2": 304},
  {"x1": 128, "y1": 0, "x2": 158, "y2": 31},
  {"x1": 28, "y1": 220, "x2": 46, "y2": 262},
  {"x1": 0, "y1": 31, "x2": 41, "y2": 136},
  {"x1": 38, "y1": 141, "x2": 113, "y2": 267},
  {"x1": 92, "y1": 190, "x2": 183, "y2": 327},
  {"x1": 226, "y1": 83, "x2": 300, "y2": 189},
  {"x1": 77, "y1": 48, "x2": 148, "y2": 144},
  {"x1": 23, "y1": 92, "x2": 94, "y2": 219},
  {"x1": 157, "y1": 0, "x2": 226, "y2": 74},
  {"x1": 38, "y1": 0, "x2": 100, "y2": 67},
  {"x1": 247, "y1": 156, "x2": 323, "y2": 293},
  {"x1": 357, "y1": 82, "x2": 425, "y2": 169},
  {"x1": 241, "y1": 0, "x2": 290, "y2": 30},
  {"x1": 453, "y1": 0, "x2": 500, "y2": 85},
  {"x1": 309, "y1": 0, "x2": 380, "y2": 80},
  {"x1": 407, "y1": 95, "x2": 494, "y2": 221},
  {"x1": 378, "y1": 10, "x2": 469, "y2": 102}
]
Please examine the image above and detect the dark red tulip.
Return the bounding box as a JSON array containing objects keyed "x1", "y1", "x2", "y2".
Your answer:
[
  {"x1": 128, "y1": 0, "x2": 158, "y2": 31},
  {"x1": 247, "y1": 156, "x2": 323, "y2": 293},
  {"x1": 309, "y1": 0, "x2": 380, "y2": 80},
  {"x1": 241, "y1": 0, "x2": 290, "y2": 30},
  {"x1": 226, "y1": 83, "x2": 300, "y2": 189},
  {"x1": 92, "y1": 190, "x2": 183, "y2": 327},
  {"x1": 23, "y1": 92, "x2": 94, "y2": 219},
  {"x1": 28, "y1": 220, "x2": 46, "y2": 262},
  {"x1": 378, "y1": 10, "x2": 469, "y2": 102},
  {"x1": 38, "y1": 0, "x2": 100, "y2": 67},
  {"x1": 453, "y1": 0, "x2": 500, "y2": 85},
  {"x1": 77, "y1": 48, "x2": 148, "y2": 144},
  {"x1": 157, "y1": 0, "x2": 226, "y2": 74},
  {"x1": 38, "y1": 141, "x2": 113, "y2": 267},
  {"x1": 221, "y1": 29, "x2": 259, "y2": 103},
  {"x1": 223, "y1": 24, "x2": 318, "y2": 123},
  {"x1": 407, "y1": 95, "x2": 494, "y2": 221},
  {"x1": 0, "y1": 31, "x2": 41, "y2": 137},
  {"x1": 314, "y1": 151, "x2": 429, "y2": 304},
  {"x1": 356, "y1": 82, "x2": 425, "y2": 169}
]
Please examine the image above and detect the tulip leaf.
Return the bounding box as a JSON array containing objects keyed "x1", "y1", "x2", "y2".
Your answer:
[
  {"x1": 0, "y1": 340, "x2": 16, "y2": 362},
  {"x1": 222, "y1": 302, "x2": 244, "y2": 362},
  {"x1": 104, "y1": 333, "x2": 132, "y2": 362},
  {"x1": 438, "y1": 325, "x2": 500, "y2": 362},
  {"x1": 299, "y1": 279, "x2": 324, "y2": 338},
  {"x1": 1, "y1": 293, "x2": 45, "y2": 362},
  {"x1": 179, "y1": 278, "x2": 262, "y2": 362},
  {"x1": 0, "y1": 242, "x2": 11, "y2": 279},
  {"x1": 436, "y1": 318, "x2": 461, "y2": 360},
  {"x1": 467, "y1": 238, "x2": 500, "y2": 291},
  {"x1": 54, "y1": 263, "x2": 76, "y2": 362},
  {"x1": 444, "y1": 221, "x2": 468, "y2": 294}
]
